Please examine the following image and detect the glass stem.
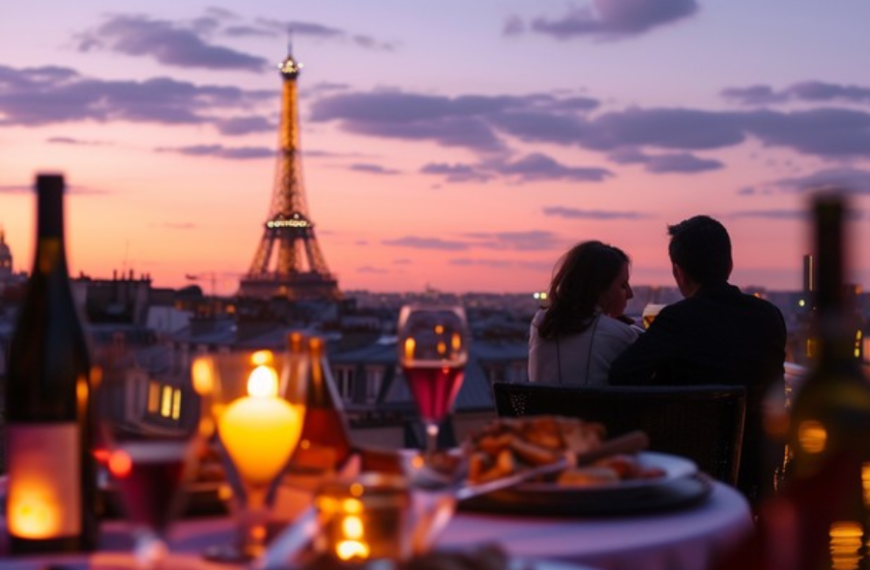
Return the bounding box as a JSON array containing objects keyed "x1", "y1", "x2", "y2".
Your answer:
[
  {"x1": 237, "y1": 487, "x2": 270, "y2": 560},
  {"x1": 426, "y1": 422, "x2": 439, "y2": 456},
  {"x1": 134, "y1": 530, "x2": 169, "y2": 570}
]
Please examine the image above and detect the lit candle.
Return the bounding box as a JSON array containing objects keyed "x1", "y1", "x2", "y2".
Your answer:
[
  {"x1": 218, "y1": 364, "x2": 303, "y2": 486},
  {"x1": 404, "y1": 338, "x2": 415, "y2": 361}
]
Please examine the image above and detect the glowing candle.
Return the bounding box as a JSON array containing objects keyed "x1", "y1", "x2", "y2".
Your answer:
[
  {"x1": 218, "y1": 364, "x2": 303, "y2": 486},
  {"x1": 404, "y1": 338, "x2": 415, "y2": 361}
]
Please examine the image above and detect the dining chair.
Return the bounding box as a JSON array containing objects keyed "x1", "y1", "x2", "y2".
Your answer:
[{"x1": 492, "y1": 382, "x2": 747, "y2": 486}]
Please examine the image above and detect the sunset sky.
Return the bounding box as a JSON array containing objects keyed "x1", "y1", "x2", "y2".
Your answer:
[{"x1": 3, "y1": 0, "x2": 870, "y2": 295}]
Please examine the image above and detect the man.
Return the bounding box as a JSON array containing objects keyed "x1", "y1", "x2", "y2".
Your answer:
[{"x1": 609, "y1": 215, "x2": 787, "y2": 503}]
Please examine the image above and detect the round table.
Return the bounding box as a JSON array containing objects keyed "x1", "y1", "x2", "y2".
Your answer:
[
  {"x1": 0, "y1": 481, "x2": 752, "y2": 570},
  {"x1": 440, "y1": 482, "x2": 753, "y2": 570}
]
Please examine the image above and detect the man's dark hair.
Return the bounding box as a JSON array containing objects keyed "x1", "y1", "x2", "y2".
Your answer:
[{"x1": 667, "y1": 215, "x2": 732, "y2": 285}]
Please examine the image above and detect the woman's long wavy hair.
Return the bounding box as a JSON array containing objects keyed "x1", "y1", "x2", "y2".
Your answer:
[{"x1": 538, "y1": 241, "x2": 630, "y2": 340}]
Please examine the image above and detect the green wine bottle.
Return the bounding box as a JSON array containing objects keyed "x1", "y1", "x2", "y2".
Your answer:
[{"x1": 5, "y1": 174, "x2": 98, "y2": 553}]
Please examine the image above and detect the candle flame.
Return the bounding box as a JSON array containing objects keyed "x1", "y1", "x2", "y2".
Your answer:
[
  {"x1": 451, "y1": 332, "x2": 462, "y2": 351},
  {"x1": 251, "y1": 350, "x2": 274, "y2": 366},
  {"x1": 191, "y1": 358, "x2": 213, "y2": 395},
  {"x1": 404, "y1": 337, "x2": 416, "y2": 361},
  {"x1": 336, "y1": 540, "x2": 370, "y2": 561},
  {"x1": 247, "y1": 365, "x2": 279, "y2": 398}
]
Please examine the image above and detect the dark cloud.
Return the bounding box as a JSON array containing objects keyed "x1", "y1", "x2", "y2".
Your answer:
[
  {"x1": 542, "y1": 206, "x2": 649, "y2": 220},
  {"x1": 0, "y1": 64, "x2": 273, "y2": 129},
  {"x1": 47, "y1": 136, "x2": 107, "y2": 146},
  {"x1": 495, "y1": 153, "x2": 613, "y2": 182},
  {"x1": 357, "y1": 266, "x2": 389, "y2": 274},
  {"x1": 314, "y1": 89, "x2": 870, "y2": 162},
  {"x1": 0, "y1": 185, "x2": 31, "y2": 194},
  {"x1": 214, "y1": 116, "x2": 275, "y2": 135},
  {"x1": 723, "y1": 81, "x2": 870, "y2": 106},
  {"x1": 608, "y1": 147, "x2": 723, "y2": 172},
  {"x1": 513, "y1": 0, "x2": 699, "y2": 40},
  {"x1": 76, "y1": 15, "x2": 269, "y2": 72},
  {"x1": 749, "y1": 168, "x2": 870, "y2": 195},
  {"x1": 0, "y1": 183, "x2": 106, "y2": 195},
  {"x1": 253, "y1": 18, "x2": 397, "y2": 51},
  {"x1": 310, "y1": 91, "x2": 600, "y2": 153},
  {"x1": 155, "y1": 144, "x2": 274, "y2": 159},
  {"x1": 421, "y1": 154, "x2": 610, "y2": 184},
  {"x1": 729, "y1": 210, "x2": 806, "y2": 220},
  {"x1": 645, "y1": 153, "x2": 723, "y2": 173},
  {"x1": 462, "y1": 230, "x2": 563, "y2": 251},
  {"x1": 349, "y1": 163, "x2": 401, "y2": 175},
  {"x1": 420, "y1": 163, "x2": 492, "y2": 183},
  {"x1": 449, "y1": 258, "x2": 553, "y2": 271},
  {"x1": 382, "y1": 237, "x2": 469, "y2": 251}
]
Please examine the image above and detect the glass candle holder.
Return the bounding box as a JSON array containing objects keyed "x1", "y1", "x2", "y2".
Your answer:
[{"x1": 314, "y1": 473, "x2": 413, "y2": 565}]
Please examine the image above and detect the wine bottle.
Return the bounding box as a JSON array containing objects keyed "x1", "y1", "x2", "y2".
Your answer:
[
  {"x1": 777, "y1": 193, "x2": 870, "y2": 570},
  {"x1": 291, "y1": 335, "x2": 353, "y2": 475},
  {"x1": 5, "y1": 174, "x2": 98, "y2": 553}
]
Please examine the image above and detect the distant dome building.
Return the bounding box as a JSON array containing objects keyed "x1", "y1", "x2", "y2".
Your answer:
[{"x1": 0, "y1": 228, "x2": 13, "y2": 281}]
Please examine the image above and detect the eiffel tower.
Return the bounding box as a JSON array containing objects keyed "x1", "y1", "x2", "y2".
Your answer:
[{"x1": 238, "y1": 49, "x2": 342, "y2": 301}]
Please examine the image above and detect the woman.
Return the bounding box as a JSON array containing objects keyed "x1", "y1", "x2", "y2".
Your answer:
[{"x1": 528, "y1": 241, "x2": 640, "y2": 386}]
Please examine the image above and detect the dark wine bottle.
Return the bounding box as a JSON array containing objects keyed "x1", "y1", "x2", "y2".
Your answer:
[
  {"x1": 778, "y1": 193, "x2": 870, "y2": 570},
  {"x1": 291, "y1": 335, "x2": 353, "y2": 474},
  {"x1": 5, "y1": 174, "x2": 98, "y2": 553}
]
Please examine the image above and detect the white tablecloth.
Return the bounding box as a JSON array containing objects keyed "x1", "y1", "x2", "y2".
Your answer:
[
  {"x1": 0, "y1": 481, "x2": 752, "y2": 570},
  {"x1": 439, "y1": 482, "x2": 753, "y2": 570}
]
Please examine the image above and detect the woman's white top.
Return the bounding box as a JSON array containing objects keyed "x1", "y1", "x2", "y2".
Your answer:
[{"x1": 528, "y1": 309, "x2": 640, "y2": 386}]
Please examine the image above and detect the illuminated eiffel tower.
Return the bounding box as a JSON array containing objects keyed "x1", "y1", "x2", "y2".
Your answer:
[{"x1": 238, "y1": 49, "x2": 341, "y2": 301}]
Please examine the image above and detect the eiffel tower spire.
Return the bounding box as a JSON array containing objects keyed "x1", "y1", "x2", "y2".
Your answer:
[{"x1": 238, "y1": 48, "x2": 341, "y2": 301}]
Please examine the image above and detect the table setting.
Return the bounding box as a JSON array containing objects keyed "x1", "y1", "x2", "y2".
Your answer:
[{"x1": 1, "y1": 302, "x2": 755, "y2": 570}]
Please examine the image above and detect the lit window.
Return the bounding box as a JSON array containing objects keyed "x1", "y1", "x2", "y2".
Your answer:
[
  {"x1": 147, "y1": 381, "x2": 161, "y2": 413},
  {"x1": 171, "y1": 389, "x2": 182, "y2": 420},
  {"x1": 161, "y1": 385, "x2": 173, "y2": 418}
]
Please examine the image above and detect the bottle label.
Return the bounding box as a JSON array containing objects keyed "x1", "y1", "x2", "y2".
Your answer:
[{"x1": 6, "y1": 423, "x2": 82, "y2": 538}]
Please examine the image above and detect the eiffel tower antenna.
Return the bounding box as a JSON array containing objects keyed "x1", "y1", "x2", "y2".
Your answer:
[{"x1": 238, "y1": 47, "x2": 341, "y2": 301}]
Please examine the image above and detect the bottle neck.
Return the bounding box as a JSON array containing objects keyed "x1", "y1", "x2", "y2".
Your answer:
[{"x1": 32, "y1": 177, "x2": 68, "y2": 275}]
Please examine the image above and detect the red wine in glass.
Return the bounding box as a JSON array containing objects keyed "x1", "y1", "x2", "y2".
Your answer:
[
  {"x1": 108, "y1": 440, "x2": 192, "y2": 534},
  {"x1": 402, "y1": 364, "x2": 465, "y2": 425},
  {"x1": 397, "y1": 304, "x2": 469, "y2": 455}
]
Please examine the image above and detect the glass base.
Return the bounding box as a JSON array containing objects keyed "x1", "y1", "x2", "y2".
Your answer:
[{"x1": 202, "y1": 543, "x2": 255, "y2": 564}]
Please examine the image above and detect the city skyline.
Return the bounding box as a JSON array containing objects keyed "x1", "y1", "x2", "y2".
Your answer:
[{"x1": 2, "y1": 1, "x2": 870, "y2": 295}]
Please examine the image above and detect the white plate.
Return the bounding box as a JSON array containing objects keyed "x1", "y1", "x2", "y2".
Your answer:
[
  {"x1": 460, "y1": 452, "x2": 710, "y2": 516},
  {"x1": 519, "y1": 451, "x2": 697, "y2": 492}
]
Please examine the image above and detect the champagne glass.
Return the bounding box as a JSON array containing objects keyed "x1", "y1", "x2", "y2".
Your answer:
[
  {"x1": 397, "y1": 304, "x2": 469, "y2": 457},
  {"x1": 192, "y1": 346, "x2": 307, "y2": 562},
  {"x1": 94, "y1": 346, "x2": 202, "y2": 569}
]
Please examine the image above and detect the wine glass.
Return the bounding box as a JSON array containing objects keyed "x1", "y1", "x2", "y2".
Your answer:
[
  {"x1": 397, "y1": 304, "x2": 469, "y2": 457},
  {"x1": 191, "y1": 346, "x2": 307, "y2": 562},
  {"x1": 93, "y1": 345, "x2": 202, "y2": 569}
]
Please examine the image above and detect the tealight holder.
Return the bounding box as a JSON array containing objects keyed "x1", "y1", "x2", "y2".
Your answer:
[{"x1": 314, "y1": 473, "x2": 414, "y2": 566}]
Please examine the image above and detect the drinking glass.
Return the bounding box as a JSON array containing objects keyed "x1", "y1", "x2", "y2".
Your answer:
[
  {"x1": 94, "y1": 346, "x2": 202, "y2": 569},
  {"x1": 397, "y1": 304, "x2": 469, "y2": 456},
  {"x1": 642, "y1": 303, "x2": 666, "y2": 329},
  {"x1": 191, "y1": 348, "x2": 307, "y2": 562}
]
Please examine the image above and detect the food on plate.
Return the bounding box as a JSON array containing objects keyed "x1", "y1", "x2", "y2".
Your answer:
[
  {"x1": 464, "y1": 415, "x2": 665, "y2": 486},
  {"x1": 466, "y1": 415, "x2": 605, "y2": 483},
  {"x1": 556, "y1": 454, "x2": 667, "y2": 487}
]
